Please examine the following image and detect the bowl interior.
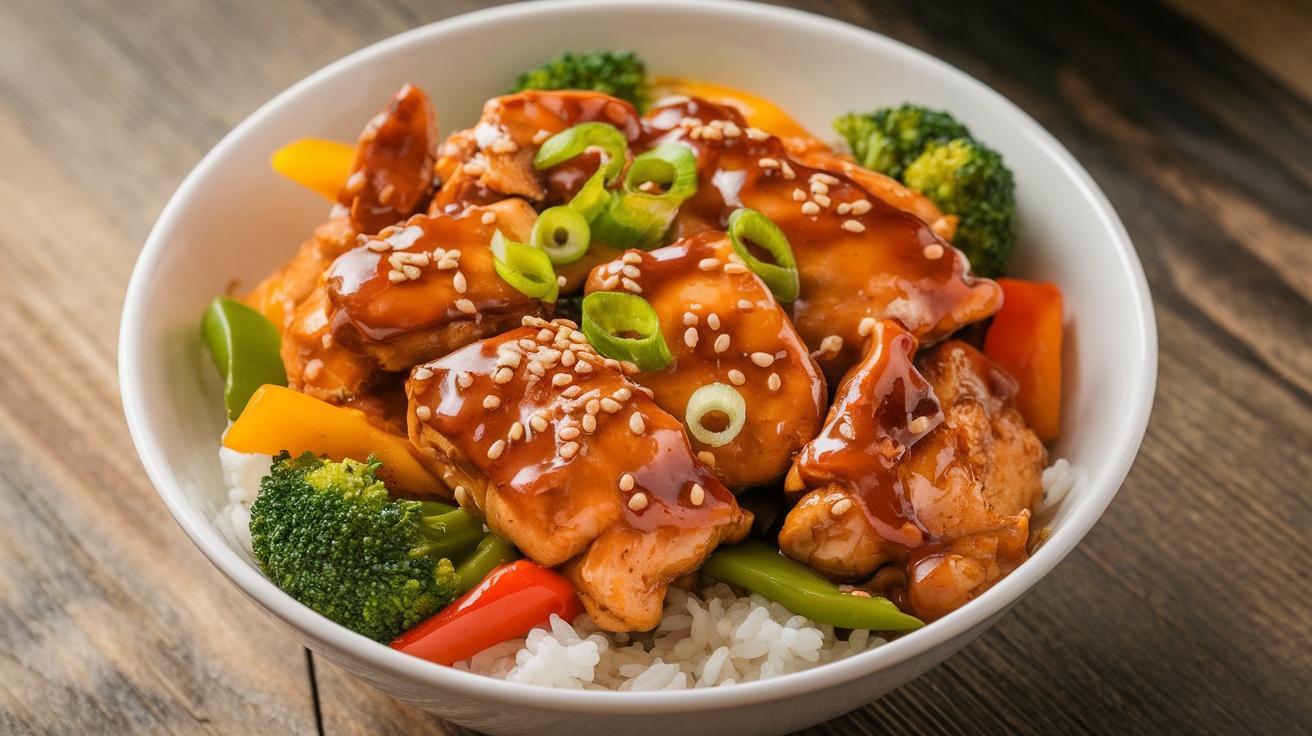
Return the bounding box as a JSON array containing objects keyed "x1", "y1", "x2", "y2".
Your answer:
[{"x1": 120, "y1": 0, "x2": 1155, "y2": 724}]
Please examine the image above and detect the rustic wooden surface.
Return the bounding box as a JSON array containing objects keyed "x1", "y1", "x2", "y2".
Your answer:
[{"x1": 1, "y1": 0, "x2": 1309, "y2": 733}]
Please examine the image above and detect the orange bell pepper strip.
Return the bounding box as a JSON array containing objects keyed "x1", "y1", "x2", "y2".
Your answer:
[
  {"x1": 983, "y1": 278, "x2": 1064, "y2": 442},
  {"x1": 222, "y1": 384, "x2": 447, "y2": 498},
  {"x1": 650, "y1": 76, "x2": 817, "y2": 142},
  {"x1": 270, "y1": 138, "x2": 356, "y2": 201},
  {"x1": 391, "y1": 560, "x2": 584, "y2": 666}
]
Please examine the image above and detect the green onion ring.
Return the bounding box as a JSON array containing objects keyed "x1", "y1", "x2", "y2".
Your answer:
[
  {"x1": 567, "y1": 166, "x2": 612, "y2": 222},
  {"x1": 684, "y1": 383, "x2": 747, "y2": 447},
  {"x1": 490, "y1": 230, "x2": 559, "y2": 303},
  {"x1": 530, "y1": 206, "x2": 591, "y2": 265},
  {"x1": 591, "y1": 144, "x2": 699, "y2": 250},
  {"x1": 727, "y1": 208, "x2": 800, "y2": 302},
  {"x1": 532, "y1": 122, "x2": 628, "y2": 185},
  {"x1": 580, "y1": 291, "x2": 673, "y2": 371}
]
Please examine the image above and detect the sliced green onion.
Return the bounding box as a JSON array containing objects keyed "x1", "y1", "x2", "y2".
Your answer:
[
  {"x1": 490, "y1": 230, "x2": 559, "y2": 303},
  {"x1": 533, "y1": 122, "x2": 627, "y2": 185},
  {"x1": 591, "y1": 144, "x2": 699, "y2": 250},
  {"x1": 567, "y1": 166, "x2": 612, "y2": 222},
  {"x1": 685, "y1": 382, "x2": 746, "y2": 447},
  {"x1": 580, "y1": 291, "x2": 672, "y2": 371},
  {"x1": 727, "y1": 208, "x2": 800, "y2": 302},
  {"x1": 530, "y1": 206, "x2": 591, "y2": 265}
]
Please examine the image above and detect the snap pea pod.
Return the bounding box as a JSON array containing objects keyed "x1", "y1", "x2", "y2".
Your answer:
[
  {"x1": 701, "y1": 540, "x2": 924, "y2": 631},
  {"x1": 201, "y1": 296, "x2": 287, "y2": 420},
  {"x1": 455, "y1": 533, "x2": 523, "y2": 594}
]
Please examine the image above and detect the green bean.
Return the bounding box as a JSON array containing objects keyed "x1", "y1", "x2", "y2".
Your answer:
[
  {"x1": 701, "y1": 540, "x2": 923, "y2": 631},
  {"x1": 455, "y1": 533, "x2": 522, "y2": 594}
]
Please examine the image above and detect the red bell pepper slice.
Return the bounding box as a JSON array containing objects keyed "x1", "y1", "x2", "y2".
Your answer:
[
  {"x1": 390, "y1": 560, "x2": 584, "y2": 666},
  {"x1": 983, "y1": 278, "x2": 1064, "y2": 442}
]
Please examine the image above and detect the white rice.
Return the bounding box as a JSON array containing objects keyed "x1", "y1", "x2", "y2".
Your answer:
[
  {"x1": 453, "y1": 584, "x2": 885, "y2": 690},
  {"x1": 218, "y1": 447, "x2": 1077, "y2": 689}
]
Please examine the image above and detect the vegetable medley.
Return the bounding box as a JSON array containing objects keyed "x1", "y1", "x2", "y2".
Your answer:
[{"x1": 204, "y1": 50, "x2": 1065, "y2": 662}]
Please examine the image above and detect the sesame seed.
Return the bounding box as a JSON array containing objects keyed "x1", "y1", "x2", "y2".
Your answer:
[
  {"x1": 536, "y1": 329, "x2": 554, "y2": 342},
  {"x1": 463, "y1": 161, "x2": 485, "y2": 176},
  {"x1": 387, "y1": 270, "x2": 408, "y2": 283},
  {"x1": 850, "y1": 199, "x2": 872, "y2": 214},
  {"x1": 637, "y1": 386, "x2": 655, "y2": 398},
  {"x1": 714, "y1": 334, "x2": 731, "y2": 353},
  {"x1": 909, "y1": 416, "x2": 931, "y2": 434},
  {"x1": 689, "y1": 483, "x2": 705, "y2": 506},
  {"x1": 737, "y1": 299, "x2": 753, "y2": 310},
  {"x1": 621, "y1": 277, "x2": 643, "y2": 293},
  {"x1": 620, "y1": 361, "x2": 640, "y2": 375},
  {"x1": 746, "y1": 127, "x2": 770, "y2": 141},
  {"x1": 457, "y1": 372, "x2": 473, "y2": 388},
  {"x1": 812, "y1": 172, "x2": 840, "y2": 186},
  {"x1": 768, "y1": 373, "x2": 782, "y2": 392},
  {"x1": 481, "y1": 211, "x2": 497, "y2": 225},
  {"x1": 586, "y1": 399, "x2": 600, "y2": 415},
  {"x1": 697, "y1": 451, "x2": 716, "y2": 467},
  {"x1": 437, "y1": 258, "x2": 459, "y2": 270},
  {"x1": 557, "y1": 275, "x2": 567, "y2": 287},
  {"x1": 629, "y1": 413, "x2": 646, "y2": 434},
  {"x1": 574, "y1": 360, "x2": 594, "y2": 374},
  {"x1": 530, "y1": 414, "x2": 549, "y2": 432},
  {"x1": 850, "y1": 590, "x2": 873, "y2": 598},
  {"x1": 560, "y1": 441, "x2": 580, "y2": 460},
  {"x1": 532, "y1": 129, "x2": 552, "y2": 144},
  {"x1": 723, "y1": 263, "x2": 749, "y2": 275},
  {"x1": 750, "y1": 352, "x2": 775, "y2": 367},
  {"x1": 628, "y1": 492, "x2": 649, "y2": 511},
  {"x1": 415, "y1": 405, "x2": 432, "y2": 421},
  {"x1": 455, "y1": 298, "x2": 477, "y2": 314},
  {"x1": 780, "y1": 161, "x2": 796, "y2": 179},
  {"x1": 497, "y1": 352, "x2": 522, "y2": 369},
  {"x1": 684, "y1": 328, "x2": 699, "y2": 348},
  {"x1": 452, "y1": 271, "x2": 468, "y2": 293},
  {"x1": 561, "y1": 385, "x2": 582, "y2": 398},
  {"x1": 413, "y1": 366, "x2": 433, "y2": 380},
  {"x1": 841, "y1": 219, "x2": 865, "y2": 233},
  {"x1": 836, "y1": 202, "x2": 852, "y2": 215},
  {"x1": 801, "y1": 201, "x2": 820, "y2": 215},
  {"x1": 519, "y1": 338, "x2": 538, "y2": 350},
  {"x1": 581, "y1": 414, "x2": 597, "y2": 433},
  {"x1": 821, "y1": 335, "x2": 844, "y2": 354},
  {"x1": 923, "y1": 243, "x2": 945, "y2": 259},
  {"x1": 601, "y1": 275, "x2": 620, "y2": 290},
  {"x1": 400, "y1": 264, "x2": 421, "y2": 280},
  {"x1": 831, "y1": 498, "x2": 853, "y2": 516},
  {"x1": 509, "y1": 422, "x2": 524, "y2": 441},
  {"x1": 454, "y1": 484, "x2": 469, "y2": 507},
  {"x1": 707, "y1": 313, "x2": 721, "y2": 330},
  {"x1": 482, "y1": 395, "x2": 501, "y2": 410},
  {"x1": 839, "y1": 421, "x2": 855, "y2": 440},
  {"x1": 698, "y1": 258, "x2": 721, "y2": 271},
  {"x1": 813, "y1": 193, "x2": 832, "y2": 208},
  {"x1": 858, "y1": 317, "x2": 878, "y2": 337},
  {"x1": 560, "y1": 350, "x2": 576, "y2": 367},
  {"x1": 487, "y1": 439, "x2": 506, "y2": 460},
  {"x1": 613, "y1": 387, "x2": 632, "y2": 401},
  {"x1": 559, "y1": 425, "x2": 581, "y2": 441},
  {"x1": 552, "y1": 373, "x2": 573, "y2": 387},
  {"x1": 727, "y1": 369, "x2": 746, "y2": 386},
  {"x1": 758, "y1": 157, "x2": 780, "y2": 169},
  {"x1": 792, "y1": 188, "x2": 807, "y2": 202},
  {"x1": 622, "y1": 265, "x2": 641, "y2": 279},
  {"x1": 683, "y1": 312, "x2": 699, "y2": 326},
  {"x1": 600, "y1": 398, "x2": 622, "y2": 413},
  {"x1": 810, "y1": 180, "x2": 829, "y2": 196},
  {"x1": 619, "y1": 473, "x2": 635, "y2": 491},
  {"x1": 526, "y1": 361, "x2": 545, "y2": 376},
  {"x1": 622, "y1": 252, "x2": 642, "y2": 265}
]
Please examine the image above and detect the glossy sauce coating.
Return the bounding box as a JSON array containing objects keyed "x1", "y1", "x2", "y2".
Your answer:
[
  {"x1": 584, "y1": 231, "x2": 826, "y2": 490},
  {"x1": 638, "y1": 98, "x2": 1002, "y2": 383},
  {"x1": 338, "y1": 83, "x2": 440, "y2": 235},
  {"x1": 407, "y1": 319, "x2": 750, "y2": 630}
]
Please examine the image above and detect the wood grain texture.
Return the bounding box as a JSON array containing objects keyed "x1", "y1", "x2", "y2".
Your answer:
[{"x1": 0, "y1": 0, "x2": 1308, "y2": 734}]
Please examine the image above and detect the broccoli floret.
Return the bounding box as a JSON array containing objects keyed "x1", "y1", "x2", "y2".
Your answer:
[
  {"x1": 903, "y1": 138, "x2": 1017, "y2": 279},
  {"x1": 249, "y1": 452, "x2": 462, "y2": 642},
  {"x1": 833, "y1": 104, "x2": 971, "y2": 180},
  {"x1": 510, "y1": 50, "x2": 650, "y2": 111}
]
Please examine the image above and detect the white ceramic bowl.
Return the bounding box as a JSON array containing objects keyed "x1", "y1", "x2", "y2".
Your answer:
[{"x1": 119, "y1": 1, "x2": 1156, "y2": 733}]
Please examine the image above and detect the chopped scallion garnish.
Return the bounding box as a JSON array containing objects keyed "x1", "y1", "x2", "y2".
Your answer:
[
  {"x1": 591, "y1": 144, "x2": 699, "y2": 250},
  {"x1": 490, "y1": 230, "x2": 559, "y2": 303},
  {"x1": 685, "y1": 383, "x2": 747, "y2": 447},
  {"x1": 580, "y1": 291, "x2": 673, "y2": 371},
  {"x1": 727, "y1": 207, "x2": 800, "y2": 302},
  {"x1": 532, "y1": 122, "x2": 628, "y2": 185},
  {"x1": 530, "y1": 206, "x2": 591, "y2": 265}
]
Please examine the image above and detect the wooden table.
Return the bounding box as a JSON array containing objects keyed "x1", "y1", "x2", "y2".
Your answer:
[{"x1": 2, "y1": 0, "x2": 1309, "y2": 733}]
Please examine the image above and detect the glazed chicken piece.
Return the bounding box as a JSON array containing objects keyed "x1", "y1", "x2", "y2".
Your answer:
[
  {"x1": 244, "y1": 84, "x2": 441, "y2": 328},
  {"x1": 407, "y1": 318, "x2": 752, "y2": 631},
  {"x1": 640, "y1": 98, "x2": 1002, "y2": 383},
  {"x1": 279, "y1": 199, "x2": 545, "y2": 426},
  {"x1": 584, "y1": 232, "x2": 826, "y2": 490},
  {"x1": 778, "y1": 320, "x2": 1045, "y2": 622}
]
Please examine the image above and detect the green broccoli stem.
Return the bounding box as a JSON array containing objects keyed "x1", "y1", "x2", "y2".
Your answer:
[{"x1": 415, "y1": 509, "x2": 486, "y2": 560}]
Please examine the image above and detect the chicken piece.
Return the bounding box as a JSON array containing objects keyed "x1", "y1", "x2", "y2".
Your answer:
[
  {"x1": 338, "y1": 83, "x2": 441, "y2": 235},
  {"x1": 407, "y1": 319, "x2": 752, "y2": 631},
  {"x1": 778, "y1": 321, "x2": 1045, "y2": 622},
  {"x1": 584, "y1": 232, "x2": 826, "y2": 490},
  {"x1": 430, "y1": 90, "x2": 642, "y2": 215},
  {"x1": 243, "y1": 217, "x2": 356, "y2": 330},
  {"x1": 280, "y1": 200, "x2": 544, "y2": 412},
  {"x1": 789, "y1": 147, "x2": 957, "y2": 241},
  {"x1": 640, "y1": 98, "x2": 1002, "y2": 383}
]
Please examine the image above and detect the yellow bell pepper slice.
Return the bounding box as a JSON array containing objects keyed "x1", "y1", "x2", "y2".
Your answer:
[
  {"x1": 650, "y1": 76, "x2": 816, "y2": 141},
  {"x1": 270, "y1": 138, "x2": 356, "y2": 201},
  {"x1": 223, "y1": 384, "x2": 448, "y2": 498}
]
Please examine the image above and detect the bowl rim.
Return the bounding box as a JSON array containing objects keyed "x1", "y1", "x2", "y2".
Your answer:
[{"x1": 119, "y1": 0, "x2": 1157, "y2": 714}]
